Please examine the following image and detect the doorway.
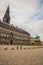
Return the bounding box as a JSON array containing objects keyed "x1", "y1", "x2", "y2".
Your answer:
[{"x1": 10, "y1": 40, "x2": 12, "y2": 45}]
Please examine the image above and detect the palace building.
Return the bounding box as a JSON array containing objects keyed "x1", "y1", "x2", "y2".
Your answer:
[
  {"x1": 0, "y1": 5, "x2": 41, "y2": 45},
  {"x1": 0, "y1": 5, "x2": 31, "y2": 45}
]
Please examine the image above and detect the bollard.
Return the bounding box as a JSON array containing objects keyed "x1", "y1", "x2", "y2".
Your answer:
[
  {"x1": 17, "y1": 46, "x2": 19, "y2": 50},
  {"x1": 20, "y1": 46, "x2": 22, "y2": 50}
]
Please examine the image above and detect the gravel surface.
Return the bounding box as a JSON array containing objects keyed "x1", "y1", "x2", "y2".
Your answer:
[{"x1": 0, "y1": 48, "x2": 43, "y2": 65}]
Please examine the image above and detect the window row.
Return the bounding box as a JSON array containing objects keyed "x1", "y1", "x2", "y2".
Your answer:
[{"x1": 0, "y1": 33, "x2": 30, "y2": 40}]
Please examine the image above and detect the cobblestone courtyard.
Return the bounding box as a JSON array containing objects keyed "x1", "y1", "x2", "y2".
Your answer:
[{"x1": 0, "y1": 48, "x2": 43, "y2": 65}]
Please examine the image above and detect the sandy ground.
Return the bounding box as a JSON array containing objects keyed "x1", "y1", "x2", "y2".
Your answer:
[{"x1": 0, "y1": 48, "x2": 43, "y2": 65}]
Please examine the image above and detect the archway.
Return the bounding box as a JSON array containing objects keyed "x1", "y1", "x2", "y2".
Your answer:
[
  {"x1": 31, "y1": 43, "x2": 34, "y2": 45},
  {"x1": 10, "y1": 40, "x2": 13, "y2": 45}
]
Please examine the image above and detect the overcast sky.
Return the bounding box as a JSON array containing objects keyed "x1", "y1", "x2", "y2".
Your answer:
[{"x1": 0, "y1": 0, "x2": 43, "y2": 41}]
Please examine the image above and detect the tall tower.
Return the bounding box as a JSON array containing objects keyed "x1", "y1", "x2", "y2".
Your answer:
[{"x1": 3, "y1": 5, "x2": 10, "y2": 24}]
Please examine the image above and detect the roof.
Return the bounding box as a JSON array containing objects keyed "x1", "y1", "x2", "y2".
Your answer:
[{"x1": 0, "y1": 20, "x2": 30, "y2": 36}]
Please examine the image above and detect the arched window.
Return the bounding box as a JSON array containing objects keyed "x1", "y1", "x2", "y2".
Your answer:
[{"x1": 4, "y1": 34, "x2": 6, "y2": 37}]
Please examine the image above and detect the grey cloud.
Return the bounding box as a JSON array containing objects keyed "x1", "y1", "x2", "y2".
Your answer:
[{"x1": 0, "y1": 0, "x2": 43, "y2": 41}]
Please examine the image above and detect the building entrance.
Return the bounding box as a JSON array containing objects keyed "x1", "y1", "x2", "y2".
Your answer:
[{"x1": 10, "y1": 40, "x2": 12, "y2": 45}]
